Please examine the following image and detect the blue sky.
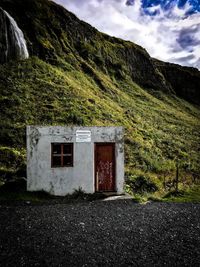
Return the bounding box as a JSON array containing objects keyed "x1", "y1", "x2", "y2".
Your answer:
[
  {"x1": 130, "y1": 0, "x2": 200, "y2": 15},
  {"x1": 54, "y1": 0, "x2": 200, "y2": 69}
]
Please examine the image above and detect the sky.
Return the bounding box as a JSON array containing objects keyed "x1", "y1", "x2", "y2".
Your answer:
[{"x1": 53, "y1": 0, "x2": 200, "y2": 69}]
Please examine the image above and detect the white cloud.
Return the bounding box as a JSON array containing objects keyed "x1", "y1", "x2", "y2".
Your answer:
[
  {"x1": 53, "y1": 0, "x2": 200, "y2": 69},
  {"x1": 172, "y1": 2, "x2": 191, "y2": 17}
]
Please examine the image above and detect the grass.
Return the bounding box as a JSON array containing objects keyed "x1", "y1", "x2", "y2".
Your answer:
[
  {"x1": 0, "y1": 190, "x2": 107, "y2": 204},
  {"x1": 0, "y1": 177, "x2": 199, "y2": 203},
  {"x1": 125, "y1": 169, "x2": 200, "y2": 203},
  {"x1": 1, "y1": 0, "x2": 199, "y2": 174},
  {"x1": 0, "y1": 0, "x2": 199, "y2": 203},
  {"x1": 127, "y1": 186, "x2": 200, "y2": 204},
  {"x1": 0, "y1": 1, "x2": 200, "y2": 181},
  {"x1": 0, "y1": 56, "x2": 199, "y2": 181},
  {"x1": 1, "y1": 189, "x2": 200, "y2": 203},
  {"x1": 162, "y1": 186, "x2": 200, "y2": 203},
  {"x1": 0, "y1": 181, "x2": 106, "y2": 203}
]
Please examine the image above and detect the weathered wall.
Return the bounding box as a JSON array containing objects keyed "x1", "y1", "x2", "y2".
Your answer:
[{"x1": 27, "y1": 126, "x2": 124, "y2": 196}]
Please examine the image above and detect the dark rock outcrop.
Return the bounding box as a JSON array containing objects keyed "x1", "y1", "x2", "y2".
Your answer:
[
  {"x1": 155, "y1": 59, "x2": 200, "y2": 105},
  {"x1": 0, "y1": 7, "x2": 29, "y2": 64}
]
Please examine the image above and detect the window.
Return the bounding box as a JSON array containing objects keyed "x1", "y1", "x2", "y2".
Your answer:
[{"x1": 51, "y1": 143, "x2": 73, "y2": 167}]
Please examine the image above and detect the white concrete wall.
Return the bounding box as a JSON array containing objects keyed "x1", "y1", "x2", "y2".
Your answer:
[{"x1": 27, "y1": 126, "x2": 124, "y2": 196}]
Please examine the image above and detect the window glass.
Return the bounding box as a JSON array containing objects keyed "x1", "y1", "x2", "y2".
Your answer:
[
  {"x1": 52, "y1": 156, "x2": 62, "y2": 166},
  {"x1": 63, "y1": 156, "x2": 73, "y2": 166},
  {"x1": 52, "y1": 143, "x2": 73, "y2": 167},
  {"x1": 63, "y1": 144, "x2": 72, "y2": 154},
  {"x1": 52, "y1": 144, "x2": 61, "y2": 154}
]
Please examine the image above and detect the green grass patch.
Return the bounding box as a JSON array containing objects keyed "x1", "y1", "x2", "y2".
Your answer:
[
  {"x1": 162, "y1": 186, "x2": 200, "y2": 203},
  {"x1": 127, "y1": 186, "x2": 200, "y2": 204},
  {"x1": 0, "y1": 56, "x2": 199, "y2": 183}
]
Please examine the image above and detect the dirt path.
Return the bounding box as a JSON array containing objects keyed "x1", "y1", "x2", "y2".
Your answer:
[{"x1": 0, "y1": 199, "x2": 200, "y2": 266}]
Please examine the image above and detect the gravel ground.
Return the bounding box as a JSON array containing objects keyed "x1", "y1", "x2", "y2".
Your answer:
[{"x1": 0, "y1": 199, "x2": 200, "y2": 267}]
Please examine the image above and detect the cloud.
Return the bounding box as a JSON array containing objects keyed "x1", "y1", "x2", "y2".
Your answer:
[
  {"x1": 177, "y1": 28, "x2": 200, "y2": 50},
  {"x1": 53, "y1": 0, "x2": 200, "y2": 69}
]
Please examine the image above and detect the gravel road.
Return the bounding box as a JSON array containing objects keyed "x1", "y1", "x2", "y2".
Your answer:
[{"x1": 0, "y1": 199, "x2": 200, "y2": 267}]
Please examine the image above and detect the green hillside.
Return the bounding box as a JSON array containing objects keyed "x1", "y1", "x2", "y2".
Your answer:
[
  {"x1": 0, "y1": 56, "x2": 199, "y2": 181},
  {"x1": 0, "y1": 0, "x2": 199, "y2": 192}
]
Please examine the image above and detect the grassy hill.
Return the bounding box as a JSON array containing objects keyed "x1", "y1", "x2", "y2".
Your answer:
[
  {"x1": 0, "y1": 57, "x2": 199, "y2": 180},
  {"x1": 0, "y1": 0, "x2": 199, "y2": 193}
]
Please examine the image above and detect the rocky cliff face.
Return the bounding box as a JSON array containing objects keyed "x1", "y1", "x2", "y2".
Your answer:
[
  {"x1": 0, "y1": 0, "x2": 170, "y2": 92},
  {"x1": 0, "y1": 7, "x2": 29, "y2": 64},
  {"x1": 154, "y1": 59, "x2": 200, "y2": 105},
  {"x1": 0, "y1": 0, "x2": 199, "y2": 105}
]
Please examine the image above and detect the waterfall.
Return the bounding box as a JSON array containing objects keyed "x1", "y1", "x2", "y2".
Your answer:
[{"x1": 0, "y1": 8, "x2": 29, "y2": 64}]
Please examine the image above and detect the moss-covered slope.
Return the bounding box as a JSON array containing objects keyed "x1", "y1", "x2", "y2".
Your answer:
[
  {"x1": 0, "y1": 0, "x2": 199, "y2": 180},
  {"x1": 0, "y1": 57, "x2": 199, "y2": 178}
]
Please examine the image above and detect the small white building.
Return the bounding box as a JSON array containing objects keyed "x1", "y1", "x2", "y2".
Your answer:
[{"x1": 26, "y1": 126, "x2": 124, "y2": 196}]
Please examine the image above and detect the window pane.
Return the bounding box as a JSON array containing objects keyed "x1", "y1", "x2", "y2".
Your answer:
[
  {"x1": 52, "y1": 156, "x2": 62, "y2": 166},
  {"x1": 63, "y1": 144, "x2": 72, "y2": 154},
  {"x1": 51, "y1": 143, "x2": 73, "y2": 168},
  {"x1": 63, "y1": 156, "x2": 73, "y2": 166},
  {"x1": 52, "y1": 144, "x2": 61, "y2": 154}
]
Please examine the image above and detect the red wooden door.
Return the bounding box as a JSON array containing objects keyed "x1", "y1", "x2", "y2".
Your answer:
[{"x1": 95, "y1": 143, "x2": 115, "y2": 192}]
